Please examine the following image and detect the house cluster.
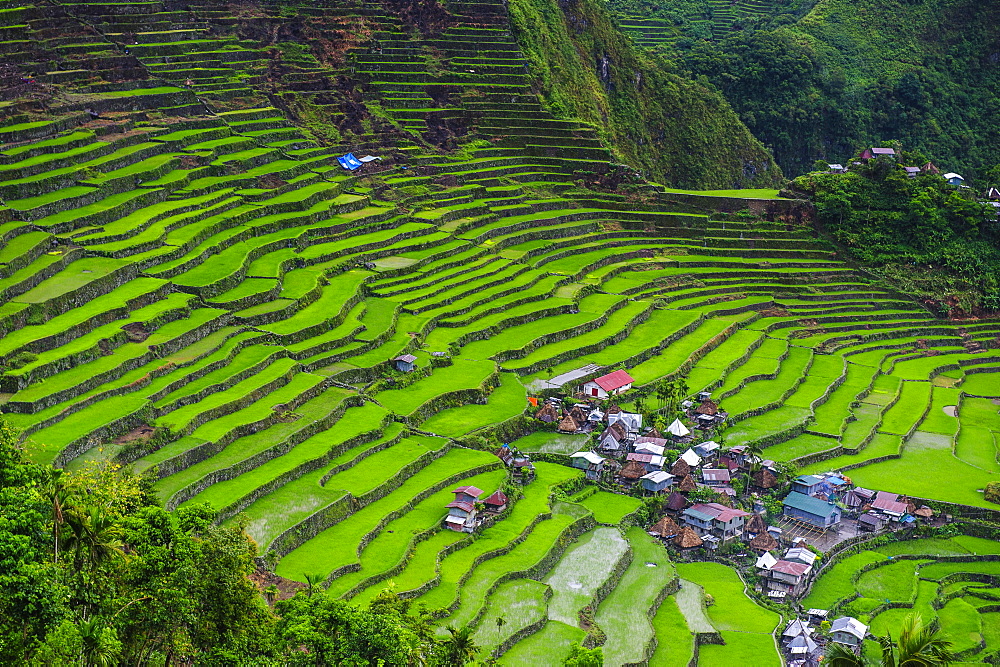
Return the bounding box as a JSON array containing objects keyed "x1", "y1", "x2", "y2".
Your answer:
[
  {"x1": 782, "y1": 613, "x2": 869, "y2": 666},
  {"x1": 782, "y1": 472, "x2": 934, "y2": 532},
  {"x1": 443, "y1": 485, "x2": 509, "y2": 533},
  {"x1": 755, "y1": 542, "x2": 819, "y2": 599},
  {"x1": 534, "y1": 396, "x2": 605, "y2": 435},
  {"x1": 650, "y1": 500, "x2": 778, "y2": 552},
  {"x1": 494, "y1": 443, "x2": 536, "y2": 484},
  {"x1": 829, "y1": 147, "x2": 966, "y2": 186}
]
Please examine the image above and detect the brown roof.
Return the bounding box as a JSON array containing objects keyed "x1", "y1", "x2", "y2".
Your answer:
[
  {"x1": 677, "y1": 475, "x2": 697, "y2": 492},
  {"x1": 914, "y1": 506, "x2": 934, "y2": 518},
  {"x1": 645, "y1": 427, "x2": 664, "y2": 439},
  {"x1": 603, "y1": 421, "x2": 627, "y2": 440},
  {"x1": 671, "y1": 459, "x2": 692, "y2": 477},
  {"x1": 569, "y1": 406, "x2": 588, "y2": 426},
  {"x1": 619, "y1": 460, "x2": 647, "y2": 481},
  {"x1": 606, "y1": 404, "x2": 622, "y2": 415},
  {"x1": 749, "y1": 532, "x2": 778, "y2": 551},
  {"x1": 666, "y1": 491, "x2": 688, "y2": 511},
  {"x1": 752, "y1": 469, "x2": 778, "y2": 489},
  {"x1": 557, "y1": 414, "x2": 578, "y2": 433},
  {"x1": 717, "y1": 454, "x2": 740, "y2": 471},
  {"x1": 535, "y1": 403, "x2": 560, "y2": 423},
  {"x1": 695, "y1": 399, "x2": 719, "y2": 415},
  {"x1": 771, "y1": 560, "x2": 811, "y2": 577},
  {"x1": 745, "y1": 513, "x2": 767, "y2": 534},
  {"x1": 650, "y1": 516, "x2": 680, "y2": 538},
  {"x1": 484, "y1": 491, "x2": 508, "y2": 507},
  {"x1": 674, "y1": 526, "x2": 704, "y2": 548}
]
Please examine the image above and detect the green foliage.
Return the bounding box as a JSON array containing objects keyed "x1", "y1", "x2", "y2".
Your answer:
[
  {"x1": 507, "y1": 0, "x2": 782, "y2": 188},
  {"x1": 647, "y1": 0, "x2": 1000, "y2": 179},
  {"x1": 985, "y1": 481, "x2": 1000, "y2": 505},
  {"x1": 565, "y1": 642, "x2": 604, "y2": 666},
  {"x1": 795, "y1": 161, "x2": 1000, "y2": 313}
]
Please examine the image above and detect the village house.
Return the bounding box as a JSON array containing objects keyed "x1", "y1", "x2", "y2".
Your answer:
[
  {"x1": 511, "y1": 453, "x2": 536, "y2": 484},
  {"x1": 673, "y1": 526, "x2": 704, "y2": 549},
  {"x1": 483, "y1": 490, "x2": 508, "y2": 514},
  {"x1": 701, "y1": 468, "x2": 730, "y2": 487},
  {"x1": 580, "y1": 370, "x2": 634, "y2": 399},
  {"x1": 557, "y1": 412, "x2": 580, "y2": 433},
  {"x1": 749, "y1": 530, "x2": 779, "y2": 552},
  {"x1": 943, "y1": 172, "x2": 965, "y2": 187},
  {"x1": 859, "y1": 146, "x2": 896, "y2": 160},
  {"x1": 681, "y1": 502, "x2": 750, "y2": 544},
  {"x1": 665, "y1": 490, "x2": 688, "y2": 512},
  {"x1": 921, "y1": 161, "x2": 940, "y2": 174},
  {"x1": 690, "y1": 398, "x2": 727, "y2": 429},
  {"x1": 791, "y1": 475, "x2": 825, "y2": 496},
  {"x1": 393, "y1": 353, "x2": 417, "y2": 372},
  {"x1": 844, "y1": 486, "x2": 875, "y2": 511},
  {"x1": 626, "y1": 451, "x2": 666, "y2": 473},
  {"x1": 764, "y1": 559, "x2": 813, "y2": 598},
  {"x1": 670, "y1": 457, "x2": 692, "y2": 478},
  {"x1": 902, "y1": 165, "x2": 921, "y2": 178},
  {"x1": 634, "y1": 440, "x2": 666, "y2": 457},
  {"x1": 649, "y1": 515, "x2": 681, "y2": 540},
  {"x1": 608, "y1": 410, "x2": 642, "y2": 437},
  {"x1": 679, "y1": 448, "x2": 702, "y2": 468},
  {"x1": 987, "y1": 186, "x2": 1000, "y2": 200},
  {"x1": 784, "y1": 546, "x2": 818, "y2": 567},
  {"x1": 640, "y1": 470, "x2": 675, "y2": 494},
  {"x1": 858, "y1": 511, "x2": 887, "y2": 533},
  {"x1": 598, "y1": 421, "x2": 629, "y2": 453},
  {"x1": 535, "y1": 402, "x2": 560, "y2": 423},
  {"x1": 756, "y1": 551, "x2": 778, "y2": 570},
  {"x1": 445, "y1": 485, "x2": 482, "y2": 532},
  {"x1": 693, "y1": 440, "x2": 720, "y2": 459},
  {"x1": 570, "y1": 451, "x2": 605, "y2": 480},
  {"x1": 830, "y1": 617, "x2": 868, "y2": 647},
  {"x1": 618, "y1": 460, "x2": 647, "y2": 485},
  {"x1": 827, "y1": 163, "x2": 847, "y2": 173},
  {"x1": 495, "y1": 445, "x2": 514, "y2": 466},
  {"x1": 782, "y1": 492, "x2": 842, "y2": 529},
  {"x1": 666, "y1": 418, "x2": 691, "y2": 442},
  {"x1": 751, "y1": 468, "x2": 779, "y2": 490}
]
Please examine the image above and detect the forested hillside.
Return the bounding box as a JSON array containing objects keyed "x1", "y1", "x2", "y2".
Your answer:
[{"x1": 611, "y1": 0, "x2": 1000, "y2": 179}]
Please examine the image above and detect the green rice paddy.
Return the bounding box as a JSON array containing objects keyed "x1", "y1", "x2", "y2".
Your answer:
[{"x1": 2, "y1": 17, "x2": 998, "y2": 661}]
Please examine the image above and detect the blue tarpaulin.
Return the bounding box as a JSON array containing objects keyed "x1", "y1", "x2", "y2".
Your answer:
[{"x1": 337, "y1": 153, "x2": 364, "y2": 170}]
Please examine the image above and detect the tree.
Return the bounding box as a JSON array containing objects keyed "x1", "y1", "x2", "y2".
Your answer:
[
  {"x1": 439, "y1": 625, "x2": 479, "y2": 666},
  {"x1": 304, "y1": 572, "x2": 325, "y2": 597},
  {"x1": 823, "y1": 614, "x2": 955, "y2": 667},
  {"x1": 565, "y1": 642, "x2": 603, "y2": 666},
  {"x1": 495, "y1": 614, "x2": 506, "y2": 642},
  {"x1": 984, "y1": 481, "x2": 1000, "y2": 505}
]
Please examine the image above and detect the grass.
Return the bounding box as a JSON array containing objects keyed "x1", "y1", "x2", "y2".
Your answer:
[
  {"x1": 508, "y1": 431, "x2": 590, "y2": 454},
  {"x1": 855, "y1": 559, "x2": 923, "y2": 602},
  {"x1": 596, "y1": 527, "x2": 676, "y2": 666},
  {"x1": 419, "y1": 372, "x2": 526, "y2": 437},
  {"x1": 275, "y1": 446, "x2": 498, "y2": 579},
  {"x1": 543, "y1": 527, "x2": 629, "y2": 625},
  {"x1": 375, "y1": 359, "x2": 496, "y2": 416},
  {"x1": 649, "y1": 595, "x2": 694, "y2": 667},
  {"x1": 471, "y1": 579, "x2": 550, "y2": 651},
  {"x1": 802, "y1": 551, "x2": 884, "y2": 609},
  {"x1": 572, "y1": 491, "x2": 643, "y2": 524},
  {"x1": 499, "y1": 621, "x2": 584, "y2": 665},
  {"x1": 676, "y1": 562, "x2": 779, "y2": 634}
]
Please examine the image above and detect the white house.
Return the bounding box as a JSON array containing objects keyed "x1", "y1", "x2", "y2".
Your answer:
[
  {"x1": 580, "y1": 370, "x2": 634, "y2": 399},
  {"x1": 608, "y1": 411, "x2": 642, "y2": 434},
  {"x1": 666, "y1": 419, "x2": 690, "y2": 440},
  {"x1": 830, "y1": 617, "x2": 868, "y2": 647},
  {"x1": 679, "y1": 448, "x2": 702, "y2": 468},
  {"x1": 943, "y1": 172, "x2": 965, "y2": 187},
  {"x1": 570, "y1": 451, "x2": 605, "y2": 480}
]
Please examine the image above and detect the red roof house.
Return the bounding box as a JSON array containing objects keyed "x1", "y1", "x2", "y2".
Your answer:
[{"x1": 581, "y1": 370, "x2": 634, "y2": 399}]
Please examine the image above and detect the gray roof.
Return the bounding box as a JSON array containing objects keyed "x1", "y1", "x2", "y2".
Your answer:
[{"x1": 783, "y1": 492, "x2": 840, "y2": 518}]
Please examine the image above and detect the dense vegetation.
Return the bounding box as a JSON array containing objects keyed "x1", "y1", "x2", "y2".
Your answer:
[
  {"x1": 507, "y1": 0, "x2": 783, "y2": 188},
  {"x1": 793, "y1": 152, "x2": 1000, "y2": 313},
  {"x1": 611, "y1": 0, "x2": 1000, "y2": 179}
]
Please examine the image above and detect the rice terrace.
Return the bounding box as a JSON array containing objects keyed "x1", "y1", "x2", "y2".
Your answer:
[{"x1": 0, "y1": 0, "x2": 999, "y2": 664}]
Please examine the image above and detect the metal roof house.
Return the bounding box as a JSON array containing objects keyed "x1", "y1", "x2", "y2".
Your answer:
[
  {"x1": 640, "y1": 470, "x2": 675, "y2": 493},
  {"x1": 570, "y1": 451, "x2": 605, "y2": 480},
  {"x1": 393, "y1": 353, "x2": 418, "y2": 372},
  {"x1": 581, "y1": 370, "x2": 634, "y2": 399},
  {"x1": 782, "y1": 492, "x2": 842, "y2": 528},
  {"x1": 830, "y1": 617, "x2": 868, "y2": 647}
]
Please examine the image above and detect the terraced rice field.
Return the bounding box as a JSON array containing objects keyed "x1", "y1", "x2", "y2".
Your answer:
[
  {"x1": 802, "y1": 536, "x2": 1000, "y2": 661},
  {"x1": 0, "y1": 0, "x2": 998, "y2": 661}
]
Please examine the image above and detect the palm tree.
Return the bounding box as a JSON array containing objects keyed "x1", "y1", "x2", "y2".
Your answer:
[
  {"x1": 441, "y1": 625, "x2": 479, "y2": 666},
  {"x1": 78, "y1": 617, "x2": 119, "y2": 667},
  {"x1": 880, "y1": 614, "x2": 955, "y2": 666},
  {"x1": 303, "y1": 572, "x2": 325, "y2": 597},
  {"x1": 63, "y1": 507, "x2": 124, "y2": 572},
  {"x1": 45, "y1": 468, "x2": 77, "y2": 564},
  {"x1": 822, "y1": 614, "x2": 955, "y2": 667},
  {"x1": 495, "y1": 615, "x2": 506, "y2": 642}
]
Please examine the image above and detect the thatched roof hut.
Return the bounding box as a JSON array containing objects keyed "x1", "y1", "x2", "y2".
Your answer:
[
  {"x1": 677, "y1": 475, "x2": 697, "y2": 492},
  {"x1": 650, "y1": 516, "x2": 681, "y2": 538},
  {"x1": 674, "y1": 526, "x2": 704, "y2": 549},
  {"x1": 749, "y1": 531, "x2": 778, "y2": 552}
]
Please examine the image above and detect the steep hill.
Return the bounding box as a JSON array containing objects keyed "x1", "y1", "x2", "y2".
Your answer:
[{"x1": 619, "y1": 0, "x2": 1000, "y2": 179}]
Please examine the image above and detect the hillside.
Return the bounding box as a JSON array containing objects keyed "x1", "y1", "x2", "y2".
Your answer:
[
  {"x1": 1, "y1": 0, "x2": 999, "y2": 664},
  {"x1": 618, "y1": 0, "x2": 1000, "y2": 179}
]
